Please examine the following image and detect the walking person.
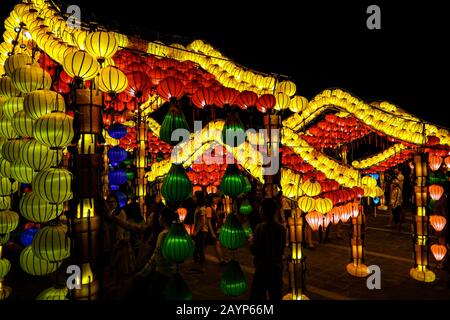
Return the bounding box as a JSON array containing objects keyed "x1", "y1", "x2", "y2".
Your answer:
[
  {"x1": 250, "y1": 198, "x2": 287, "y2": 300},
  {"x1": 389, "y1": 179, "x2": 403, "y2": 232},
  {"x1": 205, "y1": 193, "x2": 226, "y2": 265}
]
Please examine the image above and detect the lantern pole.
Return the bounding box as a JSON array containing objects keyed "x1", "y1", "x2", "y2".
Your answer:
[
  {"x1": 410, "y1": 152, "x2": 436, "y2": 282},
  {"x1": 136, "y1": 101, "x2": 148, "y2": 220},
  {"x1": 346, "y1": 203, "x2": 369, "y2": 277}
]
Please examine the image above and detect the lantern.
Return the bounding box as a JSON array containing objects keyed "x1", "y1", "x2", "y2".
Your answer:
[
  {"x1": 32, "y1": 168, "x2": 73, "y2": 204},
  {"x1": 177, "y1": 207, "x2": 187, "y2": 221},
  {"x1": 219, "y1": 213, "x2": 246, "y2": 249},
  {"x1": 23, "y1": 89, "x2": 66, "y2": 120},
  {"x1": 10, "y1": 161, "x2": 35, "y2": 183},
  {"x1": 297, "y1": 196, "x2": 316, "y2": 213},
  {"x1": 107, "y1": 146, "x2": 127, "y2": 166},
  {"x1": 0, "y1": 177, "x2": 18, "y2": 196},
  {"x1": 215, "y1": 87, "x2": 239, "y2": 107},
  {"x1": 444, "y1": 156, "x2": 450, "y2": 170},
  {"x1": 192, "y1": 87, "x2": 215, "y2": 109},
  {"x1": 429, "y1": 215, "x2": 447, "y2": 232},
  {"x1": 430, "y1": 244, "x2": 447, "y2": 262},
  {"x1": 34, "y1": 112, "x2": 74, "y2": 148},
  {"x1": 113, "y1": 191, "x2": 128, "y2": 208},
  {"x1": 0, "y1": 210, "x2": 19, "y2": 234},
  {"x1": 276, "y1": 80, "x2": 296, "y2": 97},
  {"x1": 20, "y1": 140, "x2": 61, "y2": 171},
  {"x1": 0, "y1": 76, "x2": 21, "y2": 98},
  {"x1": 12, "y1": 111, "x2": 34, "y2": 137},
  {"x1": 3, "y1": 97, "x2": 24, "y2": 119},
  {"x1": 97, "y1": 66, "x2": 128, "y2": 94},
  {"x1": 20, "y1": 227, "x2": 39, "y2": 247},
  {"x1": 0, "y1": 258, "x2": 11, "y2": 279},
  {"x1": 1, "y1": 140, "x2": 24, "y2": 162},
  {"x1": 62, "y1": 50, "x2": 100, "y2": 80},
  {"x1": 107, "y1": 123, "x2": 128, "y2": 139},
  {"x1": 161, "y1": 222, "x2": 195, "y2": 263},
  {"x1": 239, "y1": 199, "x2": 252, "y2": 215},
  {"x1": 161, "y1": 164, "x2": 193, "y2": 203},
  {"x1": 0, "y1": 116, "x2": 18, "y2": 139},
  {"x1": 126, "y1": 70, "x2": 151, "y2": 98},
  {"x1": 220, "y1": 260, "x2": 247, "y2": 297},
  {"x1": 289, "y1": 96, "x2": 308, "y2": 113},
  {"x1": 429, "y1": 184, "x2": 444, "y2": 201},
  {"x1": 3, "y1": 53, "x2": 32, "y2": 77},
  {"x1": 163, "y1": 273, "x2": 192, "y2": 300},
  {"x1": 108, "y1": 169, "x2": 127, "y2": 185},
  {"x1": 222, "y1": 111, "x2": 245, "y2": 148},
  {"x1": 0, "y1": 196, "x2": 11, "y2": 210},
  {"x1": 305, "y1": 211, "x2": 322, "y2": 231},
  {"x1": 11, "y1": 64, "x2": 52, "y2": 93},
  {"x1": 84, "y1": 31, "x2": 118, "y2": 61},
  {"x1": 20, "y1": 245, "x2": 62, "y2": 276},
  {"x1": 19, "y1": 191, "x2": 63, "y2": 223},
  {"x1": 206, "y1": 185, "x2": 218, "y2": 194},
  {"x1": 274, "y1": 92, "x2": 290, "y2": 111},
  {"x1": 256, "y1": 94, "x2": 276, "y2": 113},
  {"x1": 36, "y1": 287, "x2": 68, "y2": 300},
  {"x1": 235, "y1": 90, "x2": 257, "y2": 110},
  {"x1": 157, "y1": 76, "x2": 185, "y2": 102},
  {"x1": 315, "y1": 198, "x2": 333, "y2": 214},
  {"x1": 301, "y1": 179, "x2": 322, "y2": 197},
  {"x1": 220, "y1": 164, "x2": 245, "y2": 197},
  {"x1": 361, "y1": 175, "x2": 377, "y2": 188},
  {"x1": 428, "y1": 156, "x2": 442, "y2": 172},
  {"x1": 32, "y1": 224, "x2": 70, "y2": 262}
]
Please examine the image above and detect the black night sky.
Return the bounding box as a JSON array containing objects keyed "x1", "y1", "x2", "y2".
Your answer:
[{"x1": 1, "y1": 0, "x2": 449, "y2": 128}]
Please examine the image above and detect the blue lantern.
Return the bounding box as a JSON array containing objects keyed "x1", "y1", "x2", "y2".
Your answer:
[
  {"x1": 107, "y1": 146, "x2": 128, "y2": 166},
  {"x1": 107, "y1": 123, "x2": 128, "y2": 139},
  {"x1": 110, "y1": 184, "x2": 119, "y2": 191},
  {"x1": 109, "y1": 169, "x2": 127, "y2": 185},
  {"x1": 20, "y1": 227, "x2": 39, "y2": 247},
  {"x1": 114, "y1": 191, "x2": 128, "y2": 208}
]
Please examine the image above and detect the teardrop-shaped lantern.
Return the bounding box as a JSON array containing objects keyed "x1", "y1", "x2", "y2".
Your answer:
[
  {"x1": 239, "y1": 199, "x2": 252, "y2": 215},
  {"x1": 219, "y1": 213, "x2": 247, "y2": 250},
  {"x1": 305, "y1": 211, "x2": 323, "y2": 231},
  {"x1": 220, "y1": 260, "x2": 247, "y2": 297},
  {"x1": 220, "y1": 164, "x2": 245, "y2": 197},
  {"x1": 161, "y1": 164, "x2": 193, "y2": 203},
  {"x1": 159, "y1": 105, "x2": 189, "y2": 146},
  {"x1": 221, "y1": 111, "x2": 245, "y2": 147},
  {"x1": 161, "y1": 221, "x2": 194, "y2": 263},
  {"x1": 163, "y1": 273, "x2": 192, "y2": 300}
]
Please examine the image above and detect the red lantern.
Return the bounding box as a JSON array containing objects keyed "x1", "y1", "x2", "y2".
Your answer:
[
  {"x1": 192, "y1": 87, "x2": 216, "y2": 109},
  {"x1": 256, "y1": 94, "x2": 276, "y2": 113},
  {"x1": 235, "y1": 90, "x2": 258, "y2": 110},
  {"x1": 214, "y1": 87, "x2": 239, "y2": 107},
  {"x1": 430, "y1": 215, "x2": 447, "y2": 232},
  {"x1": 127, "y1": 71, "x2": 151, "y2": 99},
  {"x1": 427, "y1": 135, "x2": 440, "y2": 146},
  {"x1": 148, "y1": 67, "x2": 167, "y2": 86},
  {"x1": 183, "y1": 81, "x2": 200, "y2": 96},
  {"x1": 60, "y1": 70, "x2": 73, "y2": 84},
  {"x1": 157, "y1": 76, "x2": 184, "y2": 101}
]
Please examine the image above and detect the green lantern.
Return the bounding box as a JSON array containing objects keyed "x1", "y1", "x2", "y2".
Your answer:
[
  {"x1": 0, "y1": 233, "x2": 9, "y2": 245},
  {"x1": 429, "y1": 172, "x2": 447, "y2": 184},
  {"x1": 161, "y1": 221, "x2": 194, "y2": 263},
  {"x1": 220, "y1": 260, "x2": 247, "y2": 297},
  {"x1": 220, "y1": 164, "x2": 245, "y2": 197},
  {"x1": 163, "y1": 273, "x2": 192, "y2": 300},
  {"x1": 20, "y1": 246, "x2": 62, "y2": 276},
  {"x1": 0, "y1": 210, "x2": 19, "y2": 234},
  {"x1": 161, "y1": 164, "x2": 193, "y2": 204},
  {"x1": 221, "y1": 111, "x2": 246, "y2": 147},
  {"x1": 36, "y1": 287, "x2": 68, "y2": 300},
  {"x1": 219, "y1": 213, "x2": 247, "y2": 250},
  {"x1": 0, "y1": 258, "x2": 11, "y2": 278},
  {"x1": 159, "y1": 105, "x2": 189, "y2": 146},
  {"x1": 239, "y1": 199, "x2": 252, "y2": 215},
  {"x1": 242, "y1": 175, "x2": 251, "y2": 193}
]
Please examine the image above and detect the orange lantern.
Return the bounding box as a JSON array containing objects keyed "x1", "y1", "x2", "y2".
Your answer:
[
  {"x1": 206, "y1": 185, "x2": 218, "y2": 194},
  {"x1": 305, "y1": 211, "x2": 322, "y2": 231},
  {"x1": 340, "y1": 206, "x2": 351, "y2": 223},
  {"x1": 428, "y1": 155, "x2": 442, "y2": 172},
  {"x1": 429, "y1": 215, "x2": 447, "y2": 232},
  {"x1": 430, "y1": 244, "x2": 447, "y2": 262},
  {"x1": 177, "y1": 207, "x2": 187, "y2": 222},
  {"x1": 429, "y1": 184, "x2": 444, "y2": 201},
  {"x1": 444, "y1": 156, "x2": 450, "y2": 169},
  {"x1": 348, "y1": 202, "x2": 359, "y2": 218}
]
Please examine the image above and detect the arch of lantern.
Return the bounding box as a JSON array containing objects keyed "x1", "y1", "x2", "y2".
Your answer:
[{"x1": 0, "y1": 0, "x2": 449, "y2": 300}]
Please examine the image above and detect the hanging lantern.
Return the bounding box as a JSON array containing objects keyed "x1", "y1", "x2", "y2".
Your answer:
[
  {"x1": 107, "y1": 123, "x2": 128, "y2": 139},
  {"x1": 36, "y1": 287, "x2": 68, "y2": 300},
  {"x1": 305, "y1": 211, "x2": 322, "y2": 231},
  {"x1": 20, "y1": 140, "x2": 61, "y2": 171},
  {"x1": 256, "y1": 94, "x2": 276, "y2": 113},
  {"x1": 429, "y1": 184, "x2": 444, "y2": 201},
  {"x1": 19, "y1": 191, "x2": 63, "y2": 223},
  {"x1": 161, "y1": 221, "x2": 194, "y2": 263},
  {"x1": 430, "y1": 215, "x2": 447, "y2": 232},
  {"x1": 3, "y1": 97, "x2": 24, "y2": 119},
  {"x1": 1, "y1": 140, "x2": 24, "y2": 162},
  {"x1": 107, "y1": 146, "x2": 128, "y2": 166},
  {"x1": 444, "y1": 156, "x2": 450, "y2": 170},
  {"x1": 361, "y1": 175, "x2": 377, "y2": 188},
  {"x1": 157, "y1": 76, "x2": 185, "y2": 102},
  {"x1": 177, "y1": 207, "x2": 187, "y2": 221},
  {"x1": 297, "y1": 196, "x2": 316, "y2": 213},
  {"x1": 20, "y1": 245, "x2": 62, "y2": 276},
  {"x1": 62, "y1": 50, "x2": 100, "y2": 81},
  {"x1": 241, "y1": 175, "x2": 251, "y2": 194},
  {"x1": 10, "y1": 161, "x2": 35, "y2": 183},
  {"x1": 219, "y1": 213, "x2": 246, "y2": 250},
  {"x1": 220, "y1": 260, "x2": 247, "y2": 297},
  {"x1": 32, "y1": 224, "x2": 70, "y2": 262},
  {"x1": 163, "y1": 273, "x2": 192, "y2": 300},
  {"x1": 0, "y1": 258, "x2": 11, "y2": 279},
  {"x1": 32, "y1": 168, "x2": 73, "y2": 204},
  {"x1": 206, "y1": 185, "x2": 218, "y2": 194},
  {"x1": 274, "y1": 92, "x2": 290, "y2": 111},
  {"x1": 34, "y1": 112, "x2": 74, "y2": 148},
  {"x1": 12, "y1": 111, "x2": 34, "y2": 137},
  {"x1": 3, "y1": 53, "x2": 33, "y2": 77},
  {"x1": 192, "y1": 87, "x2": 215, "y2": 109},
  {"x1": 239, "y1": 199, "x2": 252, "y2": 215},
  {"x1": 84, "y1": 31, "x2": 118, "y2": 61},
  {"x1": 220, "y1": 164, "x2": 245, "y2": 197},
  {"x1": 235, "y1": 90, "x2": 258, "y2": 110},
  {"x1": 0, "y1": 116, "x2": 18, "y2": 139},
  {"x1": 159, "y1": 105, "x2": 189, "y2": 146},
  {"x1": 301, "y1": 179, "x2": 322, "y2": 197},
  {"x1": 221, "y1": 111, "x2": 246, "y2": 147},
  {"x1": 215, "y1": 87, "x2": 239, "y2": 107},
  {"x1": 20, "y1": 227, "x2": 39, "y2": 247},
  {"x1": 126, "y1": 70, "x2": 151, "y2": 99},
  {"x1": 0, "y1": 76, "x2": 21, "y2": 98},
  {"x1": 0, "y1": 177, "x2": 18, "y2": 196},
  {"x1": 11, "y1": 64, "x2": 52, "y2": 93},
  {"x1": 161, "y1": 164, "x2": 192, "y2": 203},
  {"x1": 430, "y1": 244, "x2": 447, "y2": 262},
  {"x1": 276, "y1": 80, "x2": 297, "y2": 97},
  {"x1": 429, "y1": 155, "x2": 442, "y2": 172},
  {"x1": 97, "y1": 66, "x2": 128, "y2": 95},
  {"x1": 108, "y1": 169, "x2": 127, "y2": 185},
  {"x1": 0, "y1": 196, "x2": 11, "y2": 210},
  {"x1": 314, "y1": 198, "x2": 333, "y2": 214},
  {"x1": 113, "y1": 191, "x2": 128, "y2": 208},
  {"x1": 23, "y1": 90, "x2": 65, "y2": 120},
  {"x1": 0, "y1": 210, "x2": 19, "y2": 234}
]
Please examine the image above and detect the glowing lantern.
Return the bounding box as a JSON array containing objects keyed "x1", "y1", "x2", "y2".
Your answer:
[
  {"x1": 239, "y1": 199, "x2": 252, "y2": 215},
  {"x1": 20, "y1": 245, "x2": 62, "y2": 276},
  {"x1": 126, "y1": 70, "x2": 151, "y2": 99},
  {"x1": 430, "y1": 244, "x2": 447, "y2": 262},
  {"x1": 11, "y1": 65, "x2": 52, "y2": 93},
  {"x1": 32, "y1": 224, "x2": 70, "y2": 262},
  {"x1": 220, "y1": 260, "x2": 247, "y2": 297},
  {"x1": 84, "y1": 31, "x2": 118, "y2": 61},
  {"x1": 305, "y1": 211, "x2": 322, "y2": 231},
  {"x1": 20, "y1": 140, "x2": 61, "y2": 171},
  {"x1": 340, "y1": 209, "x2": 351, "y2": 223},
  {"x1": 32, "y1": 168, "x2": 73, "y2": 204},
  {"x1": 3, "y1": 97, "x2": 24, "y2": 119},
  {"x1": 20, "y1": 227, "x2": 39, "y2": 247},
  {"x1": 361, "y1": 176, "x2": 377, "y2": 188},
  {"x1": 108, "y1": 169, "x2": 127, "y2": 185},
  {"x1": 0, "y1": 196, "x2": 11, "y2": 210},
  {"x1": 256, "y1": 94, "x2": 276, "y2": 113},
  {"x1": 10, "y1": 161, "x2": 35, "y2": 183},
  {"x1": 0, "y1": 77, "x2": 21, "y2": 98},
  {"x1": 159, "y1": 105, "x2": 189, "y2": 146},
  {"x1": 0, "y1": 210, "x2": 19, "y2": 234},
  {"x1": 161, "y1": 164, "x2": 192, "y2": 203},
  {"x1": 215, "y1": 87, "x2": 239, "y2": 107},
  {"x1": 177, "y1": 208, "x2": 187, "y2": 221},
  {"x1": 429, "y1": 155, "x2": 442, "y2": 172},
  {"x1": 1, "y1": 139, "x2": 23, "y2": 163},
  {"x1": 62, "y1": 50, "x2": 100, "y2": 80},
  {"x1": 161, "y1": 222, "x2": 195, "y2": 263},
  {"x1": 97, "y1": 66, "x2": 128, "y2": 94},
  {"x1": 0, "y1": 177, "x2": 18, "y2": 196},
  {"x1": 107, "y1": 146, "x2": 127, "y2": 166},
  {"x1": 34, "y1": 112, "x2": 74, "y2": 148},
  {"x1": 301, "y1": 179, "x2": 322, "y2": 197},
  {"x1": 19, "y1": 192, "x2": 63, "y2": 223},
  {"x1": 206, "y1": 185, "x2": 218, "y2": 194},
  {"x1": 235, "y1": 90, "x2": 258, "y2": 110},
  {"x1": 0, "y1": 258, "x2": 11, "y2": 279},
  {"x1": 192, "y1": 87, "x2": 216, "y2": 109},
  {"x1": 219, "y1": 213, "x2": 247, "y2": 249},
  {"x1": 274, "y1": 92, "x2": 290, "y2": 111},
  {"x1": 36, "y1": 287, "x2": 68, "y2": 300},
  {"x1": 157, "y1": 77, "x2": 185, "y2": 102},
  {"x1": 3, "y1": 53, "x2": 32, "y2": 77},
  {"x1": 12, "y1": 111, "x2": 34, "y2": 137},
  {"x1": 429, "y1": 184, "x2": 444, "y2": 201},
  {"x1": 0, "y1": 116, "x2": 18, "y2": 139},
  {"x1": 348, "y1": 202, "x2": 359, "y2": 218},
  {"x1": 297, "y1": 196, "x2": 316, "y2": 213},
  {"x1": 444, "y1": 156, "x2": 450, "y2": 169},
  {"x1": 429, "y1": 215, "x2": 447, "y2": 232},
  {"x1": 289, "y1": 96, "x2": 308, "y2": 113},
  {"x1": 276, "y1": 80, "x2": 296, "y2": 97},
  {"x1": 23, "y1": 90, "x2": 65, "y2": 120},
  {"x1": 315, "y1": 198, "x2": 333, "y2": 214},
  {"x1": 107, "y1": 123, "x2": 127, "y2": 139},
  {"x1": 220, "y1": 164, "x2": 245, "y2": 197},
  {"x1": 221, "y1": 111, "x2": 246, "y2": 147}
]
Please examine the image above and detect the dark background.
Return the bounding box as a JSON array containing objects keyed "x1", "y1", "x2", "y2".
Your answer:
[{"x1": 1, "y1": 0, "x2": 448, "y2": 128}]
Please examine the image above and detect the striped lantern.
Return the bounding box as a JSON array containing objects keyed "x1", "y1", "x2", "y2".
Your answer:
[
  {"x1": 3, "y1": 97, "x2": 24, "y2": 119},
  {"x1": 0, "y1": 210, "x2": 19, "y2": 234},
  {"x1": 12, "y1": 111, "x2": 34, "y2": 137},
  {"x1": 20, "y1": 192, "x2": 63, "y2": 223},
  {"x1": 161, "y1": 222, "x2": 195, "y2": 263},
  {"x1": 0, "y1": 177, "x2": 18, "y2": 196},
  {"x1": 10, "y1": 161, "x2": 35, "y2": 184},
  {"x1": 301, "y1": 179, "x2": 322, "y2": 197},
  {"x1": 20, "y1": 140, "x2": 61, "y2": 171},
  {"x1": 315, "y1": 198, "x2": 334, "y2": 214},
  {"x1": 0, "y1": 233, "x2": 9, "y2": 245},
  {"x1": 62, "y1": 50, "x2": 100, "y2": 80},
  {"x1": 0, "y1": 159, "x2": 12, "y2": 178},
  {"x1": 297, "y1": 196, "x2": 316, "y2": 213},
  {"x1": 305, "y1": 211, "x2": 323, "y2": 231},
  {"x1": 98, "y1": 66, "x2": 128, "y2": 94},
  {"x1": 36, "y1": 287, "x2": 68, "y2": 300},
  {"x1": 0, "y1": 116, "x2": 19, "y2": 139},
  {"x1": 0, "y1": 258, "x2": 11, "y2": 278},
  {"x1": 275, "y1": 80, "x2": 297, "y2": 97},
  {"x1": 219, "y1": 164, "x2": 245, "y2": 197},
  {"x1": 31, "y1": 224, "x2": 70, "y2": 262},
  {"x1": 23, "y1": 90, "x2": 66, "y2": 120},
  {"x1": 11, "y1": 65, "x2": 52, "y2": 93},
  {"x1": 34, "y1": 112, "x2": 74, "y2": 148},
  {"x1": 20, "y1": 245, "x2": 62, "y2": 276},
  {"x1": 1, "y1": 140, "x2": 24, "y2": 162},
  {"x1": 220, "y1": 260, "x2": 247, "y2": 297},
  {"x1": 0, "y1": 77, "x2": 21, "y2": 98},
  {"x1": 32, "y1": 168, "x2": 73, "y2": 204},
  {"x1": 219, "y1": 213, "x2": 247, "y2": 250},
  {"x1": 3, "y1": 53, "x2": 32, "y2": 77},
  {"x1": 0, "y1": 196, "x2": 11, "y2": 210},
  {"x1": 161, "y1": 164, "x2": 193, "y2": 203},
  {"x1": 84, "y1": 31, "x2": 118, "y2": 60}
]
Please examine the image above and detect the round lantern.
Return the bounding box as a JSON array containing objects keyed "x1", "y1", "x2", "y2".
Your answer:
[
  {"x1": 11, "y1": 64, "x2": 52, "y2": 93},
  {"x1": 20, "y1": 227, "x2": 39, "y2": 247},
  {"x1": 305, "y1": 211, "x2": 322, "y2": 231},
  {"x1": 62, "y1": 50, "x2": 100, "y2": 80},
  {"x1": 20, "y1": 140, "x2": 61, "y2": 171},
  {"x1": 430, "y1": 244, "x2": 447, "y2": 262},
  {"x1": 0, "y1": 196, "x2": 11, "y2": 210},
  {"x1": 220, "y1": 164, "x2": 245, "y2": 197},
  {"x1": 163, "y1": 273, "x2": 192, "y2": 300},
  {"x1": 0, "y1": 116, "x2": 18, "y2": 139},
  {"x1": 36, "y1": 287, "x2": 68, "y2": 300},
  {"x1": 84, "y1": 31, "x2": 118, "y2": 61},
  {"x1": 221, "y1": 111, "x2": 246, "y2": 147},
  {"x1": 0, "y1": 76, "x2": 21, "y2": 98},
  {"x1": 1, "y1": 140, "x2": 23, "y2": 162},
  {"x1": 98, "y1": 66, "x2": 128, "y2": 94},
  {"x1": 430, "y1": 215, "x2": 447, "y2": 232},
  {"x1": 361, "y1": 176, "x2": 377, "y2": 188},
  {"x1": 219, "y1": 213, "x2": 246, "y2": 250},
  {"x1": 3, "y1": 97, "x2": 24, "y2": 119},
  {"x1": 23, "y1": 90, "x2": 65, "y2": 120},
  {"x1": 19, "y1": 191, "x2": 63, "y2": 223},
  {"x1": 0, "y1": 258, "x2": 11, "y2": 279},
  {"x1": 301, "y1": 179, "x2": 322, "y2": 197},
  {"x1": 239, "y1": 199, "x2": 252, "y2": 215},
  {"x1": 10, "y1": 161, "x2": 35, "y2": 183},
  {"x1": 32, "y1": 224, "x2": 70, "y2": 262},
  {"x1": 429, "y1": 156, "x2": 442, "y2": 172},
  {"x1": 107, "y1": 123, "x2": 128, "y2": 139},
  {"x1": 3, "y1": 53, "x2": 32, "y2": 77},
  {"x1": 315, "y1": 198, "x2": 333, "y2": 214},
  {"x1": 289, "y1": 96, "x2": 308, "y2": 113},
  {"x1": 161, "y1": 164, "x2": 192, "y2": 203},
  {"x1": 298, "y1": 196, "x2": 316, "y2": 213},
  {"x1": 157, "y1": 76, "x2": 185, "y2": 102},
  {"x1": 0, "y1": 177, "x2": 18, "y2": 196},
  {"x1": 107, "y1": 146, "x2": 127, "y2": 166},
  {"x1": 0, "y1": 210, "x2": 19, "y2": 234},
  {"x1": 12, "y1": 111, "x2": 34, "y2": 137},
  {"x1": 276, "y1": 80, "x2": 296, "y2": 97},
  {"x1": 32, "y1": 168, "x2": 73, "y2": 204},
  {"x1": 220, "y1": 260, "x2": 247, "y2": 297},
  {"x1": 236, "y1": 90, "x2": 258, "y2": 110},
  {"x1": 34, "y1": 112, "x2": 74, "y2": 148},
  {"x1": 274, "y1": 92, "x2": 290, "y2": 111},
  {"x1": 20, "y1": 245, "x2": 62, "y2": 276},
  {"x1": 429, "y1": 184, "x2": 444, "y2": 201},
  {"x1": 256, "y1": 94, "x2": 276, "y2": 113},
  {"x1": 108, "y1": 169, "x2": 127, "y2": 186},
  {"x1": 159, "y1": 105, "x2": 190, "y2": 146},
  {"x1": 192, "y1": 87, "x2": 216, "y2": 109},
  {"x1": 161, "y1": 222, "x2": 195, "y2": 263}
]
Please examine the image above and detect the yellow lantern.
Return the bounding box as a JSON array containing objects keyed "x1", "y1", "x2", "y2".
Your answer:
[
  {"x1": 3, "y1": 53, "x2": 32, "y2": 77},
  {"x1": 276, "y1": 80, "x2": 297, "y2": 97},
  {"x1": 32, "y1": 168, "x2": 73, "y2": 204},
  {"x1": 274, "y1": 92, "x2": 290, "y2": 111},
  {"x1": 0, "y1": 258, "x2": 11, "y2": 278},
  {"x1": 11, "y1": 111, "x2": 34, "y2": 137},
  {"x1": 113, "y1": 32, "x2": 128, "y2": 48},
  {"x1": 36, "y1": 287, "x2": 68, "y2": 300},
  {"x1": 10, "y1": 161, "x2": 35, "y2": 184},
  {"x1": 1, "y1": 140, "x2": 24, "y2": 163},
  {"x1": 23, "y1": 89, "x2": 65, "y2": 120},
  {"x1": 0, "y1": 196, "x2": 11, "y2": 210},
  {"x1": 97, "y1": 66, "x2": 128, "y2": 94},
  {"x1": 361, "y1": 175, "x2": 377, "y2": 188},
  {"x1": 0, "y1": 210, "x2": 19, "y2": 234},
  {"x1": 0, "y1": 116, "x2": 18, "y2": 139},
  {"x1": 34, "y1": 112, "x2": 74, "y2": 148},
  {"x1": 62, "y1": 50, "x2": 99, "y2": 80},
  {"x1": 19, "y1": 191, "x2": 63, "y2": 223},
  {"x1": 147, "y1": 41, "x2": 168, "y2": 56},
  {"x1": 32, "y1": 224, "x2": 70, "y2": 262},
  {"x1": 11, "y1": 65, "x2": 52, "y2": 93},
  {"x1": 20, "y1": 245, "x2": 62, "y2": 276},
  {"x1": 289, "y1": 96, "x2": 308, "y2": 113},
  {"x1": 2, "y1": 97, "x2": 24, "y2": 119},
  {"x1": 315, "y1": 198, "x2": 333, "y2": 214},
  {"x1": 0, "y1": 159, "x2": 12, "y2": 179},
  {"x1": 301, "y1": 179, "x2": 322, "y2": 197},
  {"x1": 20, "y1": 140, "x2": 61, "y2": 171},
  {"x1": 84, "y1": 31, "x2": 118, "y2": 61},
  {"x1": 0, "y1": 77, "x2": 21, "y2": 98}
]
